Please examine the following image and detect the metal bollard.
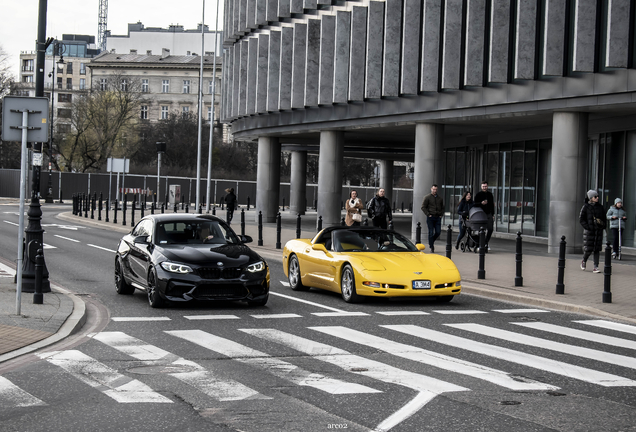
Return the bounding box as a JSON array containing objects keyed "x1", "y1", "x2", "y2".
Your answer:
[
  {"x1": 445, "y1": 225, "x2": 452, "y2": 259},
  {"x1": 296, "y1": 213, "x2": 301, "y2": 239},
  {"x1": 59, "y1": 190, "x2": 63, "y2": 204},
  {"x1": 181, "y1": 201, "x2": 184, "y2": 210},
  {"x1": 317, "y1": 215, "x2": 323, "y2": 232},
  {"x1": 33, "y1": 248, "x2": 44, "y2": 304},
  {"x1": 314, "y1": 199, "x2": 317, "y2": 210},
  {"x1": 247, "y1": 197, "x2": 250, "y2": 210},
  {"x1": 401, "y1": 202, "x2": 404, "y2": 213},
  {"x1": 91, "y1": 193, "x2": 96, "y2": 219},
  {"x1": 131, "y1": 200, "x2": 136, "y2": 227},
  {"x1": 151, "y1": 202, "x2": 155, "y2": 215},
  {"x1": 122, "y1": 199, "x2": 127, "y2": 226},
  {"x1": 185, "y1": 203, "x2": 189, "y2": 213},
  {"x1": 363, "y1": 217, "x2": 368, "y2": 227},
  {"x1": 556, "y1": 236, "x2": 566, "y2": 294},
  {"x1": 98, "y1": 193, "x2": 103, "y2": 221},
  {"x1": 515, "y1": 231, "x2": 523, "y2": 286},
  {"x1": 258, "y1": 211, "x2": 263, "y2": 246},
  {"x1": 212, "y1": 205, "x2": 216, "y2": 215},
  {"x1": 84, "y1": 194, "x2": 89, "y2": 218},
  {"x1": 105, "y1": 197, "x2": 110, "y2": 223},
  {"x1": 161, "y1": 203, "x2": 165, "y2": 214},
  {"x1": 276, "y1": 212, "x2": 282, "y2": 249},
  {"x1": 241, "y1": 208, "x2": 246, "y2": 236},
  {"x1": 341, "y1": 217, "x2": 346, "y2": 226},
  {"x1": 603, "y1": 242, "x2": 612, "y2": 303},
  {"x1": 113, "y1": 200, "x2": 118, "y2": 224},
  {"x1": 141, "y1": 200, "x2": 145, "y2": 218},
  {"x1": 282, "y1": 198, "x2": 286, "y2": 211},
  {"x1": 174, "y1": 203, "x2": 178, "y2": 213},
  {"x1": 478, "y1": 227, "x2": 486, "y2": 279},
  {"x1": 416, "y1": 222, "x2": 421, "y2": 244},
  {"x1": 198, "y1": 204, "x2": 202, "y2": 214}
]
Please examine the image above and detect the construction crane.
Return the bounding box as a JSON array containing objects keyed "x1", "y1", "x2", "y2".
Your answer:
[{"x1": 98, "y1": 0, "x2": 108, "y2": 52}]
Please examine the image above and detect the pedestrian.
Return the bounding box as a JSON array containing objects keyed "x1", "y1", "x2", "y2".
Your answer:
[
  {"x1": 579, "y1": 189, "x2": 607, "y2": 273},
  {"x1": 473, "y1": 181, "x2": 495, "y2": 251},
  {"x1": 367, "y1": 188, "x2": 392, "y2": 229},
  {"x1": 455, "y1": 191, "x2": 473, "y2": 249},
  {"x1": 421, "y1": 184, "x2": 445, "y2": 253},
  {"x1": 345, "y1": 190, "x2": 364, "y2": 226},
  {"x1": 606, "y1": 198, "x2": 627, "y2": 259},
  {"x1": 224, "y1": 188, "x2": 237, "y2": 224}
]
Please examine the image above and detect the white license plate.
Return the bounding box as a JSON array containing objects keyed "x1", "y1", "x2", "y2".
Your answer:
[{"x1": 412, "y1": 280, "x2": 431, "y2": 289}]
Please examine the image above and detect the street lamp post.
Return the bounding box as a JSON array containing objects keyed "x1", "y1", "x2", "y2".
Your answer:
[
  {"x1": 46, "y1": 40, "x2": 65, "y2": 204},
  {"x1": 156, "y1": 142, "x2": 166, "y2": 205}
]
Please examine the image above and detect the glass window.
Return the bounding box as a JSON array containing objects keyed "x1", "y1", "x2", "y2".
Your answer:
[
  {"x1": 121, "y1": 79, "x2": 128, "y2": 91},
  {"x1": 79, "y1": 78, "x2": 85, "y2": 90},
  {"x1": 209, "y1": 80, "x2": 213, "y2": 94},
  {"x1": 140, "y1": 105, "x2": 148, "y2": 120},
  {"x1": 22, "y1": 59, "x2": 34, "y2": 72},
  {"x1": 57, "y1": 108, "x2": 71, "y2": 118},
  {"x1": 497, "y1": 144, "x2": 511, "y2": 233},
  {"x1": 623, "y1": 132, "x2": 636, "y2": 247},
  {"x1": 22, "y1": 75, "x2": 34, "y2": 83},
  {"x1": 66, "y1": 62, "x2": 73, "y2": 74},
  {"x1": 57, "y1": 77, "x2": 62, "y2": 89},
  {"x1": 182, "y1": 106, "x2": 190, "y2": 115},
  {"x1": 183, "y1": 80, "x2": 190, "y2": 94},
  {"x1": 162, "y1": 80, "x2": 170, "y2": 93},
  {"x1": 66, "y1": 78, "x2": 72, "y2": 90},
  {"x1": 444, "y1": 150, "x2": 455, "y2": 224},
  {"x1": 142, "y1": 79, "x2": 149, "y2": 92},
  {"x1": 536, "y1": 139, "x2": 552, "y2": 237},
  {"x1": 509, "y1": 142, "x2": 525, "y2": 234},
  {"x1": 332, "y1": 230, "x2": 418, "y2": 253},
  {"x1": 161, "y1": 106, "x2": 168, "y2": 120},
  {"x1": 207, "y1": 106, "x2": 212, "y2": 121},
  {"x1": 602, "y1": 132, "x2": 625, "y2": 209},
  {"x1": 100, "y1": 78, "x2": 107, "y2": 91},
  {"x1": 80, "y1": 63, "x2": 86, "y2": 75},
  {"x1": 155, "y1": 220, "x2": 238, "y2": 245},
  {"x1": 523, "y1": 141, "x2": 538, "y2": 235}
]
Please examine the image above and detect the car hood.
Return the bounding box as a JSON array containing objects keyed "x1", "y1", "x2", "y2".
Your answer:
[
  {"x1": 357, "y1": 252, "x2": 458, "y2": 272},
  {"x1": 158, "y1": 244, "x2": 262, "y2": 267}
]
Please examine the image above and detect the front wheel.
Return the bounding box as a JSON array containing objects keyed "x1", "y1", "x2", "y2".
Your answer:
[
  {"x1": 288, "y1": 255, "x2": 309, "y2": 291},
  {"x1": 340, "y1": 264, "x2": 361, "y2": 303},
  {"x1": 147, "y1": 268, "x2": 166, "y2": 308},
  {"x1": 115, "y1": 257, "x2": 134, "y2": 295}
]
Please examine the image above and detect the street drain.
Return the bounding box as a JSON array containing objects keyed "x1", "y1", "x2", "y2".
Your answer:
[
  {"x1": 500, "y1": 401, "x2": 522, "y2": 406},
  {"x1": 546, "y1": 391, "x2": 567, "y2": 396},
  {"x1": 127, "y1": 364, "x2": 199, "y2": 375},
  {"x1": 350, "y1": 368, "x2": 368, "y2": 372}
]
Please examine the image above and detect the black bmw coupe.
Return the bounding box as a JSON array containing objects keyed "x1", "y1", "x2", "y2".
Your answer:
[{"x1": 115, "y1": 214, "x2": 270, "y2": 308}]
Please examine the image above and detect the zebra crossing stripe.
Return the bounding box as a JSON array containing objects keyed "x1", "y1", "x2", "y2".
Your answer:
[
  {"x1": 383, "y1": 325, "x2": 636, "y2": 387},
  {"x1": 166, "y1": 329, "x2": 380, "y2": 395},
  {"x1": 111, "y1": 317, "x2": 171, "y2": 322},
  {"x1": 0, "y1": 376, "x2": 46, "y2": 407},
  {"x1": 432, "y1": 310, "x2": 488, "y2": 315},
  {"x1": 251, "y1": 314, "x2": 303, "y2": 319},
  {"x1": 447, "y1": 323, "x2": 636, "y2": 370},
  {"x1": 311, "y1": 312, "x2": 370, "y2": 317},
  {"x1": 0, "y1": 262, "x2": 15, "y2": 278},
  {"x1": 513, "y1": 322, "x2": 636, "y2": 351},
  {"x1": 493, "y1": 309, "x2": 549, "y2": 313},
  {"x1": 310, "y1": 326, "x2": 558, "y2": 391},
  {"x1": 376, "y1": 311, "x2": 430, "y2": 316},
  {"x1": 242, "y1": 328, "x2": 468, "y2": 432},
  {"x1": 38, "y1": 350, "x2": 173, "y2": 403},
  {"x1": 93, "y1": 332, "x2": 266, "y2": 401},
  {"x1": 574, "y1": 320, "x2": 636, "y2": 336},
  {"x1": 184, "y1": 315, "x2": 240, "y2": 320}
]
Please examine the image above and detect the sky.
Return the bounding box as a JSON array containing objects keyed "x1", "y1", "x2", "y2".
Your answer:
[{"x1": 0, "y1": 0, "x2": 224, "y2": 77}]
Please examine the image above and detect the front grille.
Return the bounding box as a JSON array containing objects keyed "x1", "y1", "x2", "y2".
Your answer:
[
  {"x1": 195, "y1": 284, "x2": 247, "y2": 298},
  {"x1": 198, "y1": 267, "x2": 243, "y2": 279}
]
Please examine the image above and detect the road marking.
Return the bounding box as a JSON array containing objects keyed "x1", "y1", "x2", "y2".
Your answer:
[
  {"x1": 3, "y1": 220, "x2": 18, "y2": 226},
  {"x1": 384, "y1": 325, "x2": 636, "y2": 387},
  {"x1": 0, "y1": 262, "x2": 16, "y2": 278},
  {"x1": 38, "y1": 350, "x2": 173, "y2": 403},
  {"x1": 432, "y1": 310, "x2": 488, "y2": 315},
  {"x1": 449, "y1": 323, "x2": 636, "y2": 370},
  {"x1": 513, "y1": 322, "x2": 636, "y2": 351},
  {"x1": 492, "y1": 309, "x2": 549, "y2": 313},
  {"x1": 54, "y1": 234, "x2": 80, "y2": 243},
  {"x1": 111, "y1": 317, "x2": 171, "y2": 322},
  {"x1": 184, "y1": 315, "x2": 240, "y2": 320},
  {"x1": 269, "y1": 291, "x2": 346, "y2": 312},
  {"x1": 94, "y1": 332, "x2": 266, "y2": 401},
  {"x1": 42, "y1": 223, "x2": 85, "y2": 231},
  {"x1": 42, "y1": 243, "x2": 56, "y2": 250},
  {"x1": 311, "y1": 312, "x2": 370, "y2": 317},
  {"x1": 251, "y1": 313, "x2": 302, "y2": 319},
  {"x1": 167, "y1": 329, "x2": 380, "y2": 395},
  {"x1": 312, "y1": 326, "x2": 557, "y2": 391},
  {"x1": 575, "y1": 320, "x2": 636, "y2": 336},
  {"x1": 375, "y1": 311, "x2": 430, "y2": 316},
  {"x1": 243, "y1": 328, "x2": 467, "y2": 432},
  {"x1": 280, "y1": 281, "x2": 290, "y2": 287},
  {"x1": 0, "y1": 376, "x2": 46, "y2": 407},
  {"x1": 87, "y1": 244, "x2": 117, "y2": 253}
]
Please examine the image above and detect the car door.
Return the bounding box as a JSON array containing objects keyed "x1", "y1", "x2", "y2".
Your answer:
[
  {"x1": 128, "y1": 220, "x2": 153, "y2": 285},
  {"x1": 300, "y1": 234, "x2": 335, "y2": 289}
]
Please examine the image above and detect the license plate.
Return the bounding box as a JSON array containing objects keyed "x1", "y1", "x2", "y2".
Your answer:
[{"x1": 412, "y1": 280, "x2": 431, "y2": 289}]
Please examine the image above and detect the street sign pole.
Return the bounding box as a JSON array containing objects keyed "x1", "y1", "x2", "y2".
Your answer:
[{"x1": 15, "y1": 110, "x2": 30, "y2": 315}]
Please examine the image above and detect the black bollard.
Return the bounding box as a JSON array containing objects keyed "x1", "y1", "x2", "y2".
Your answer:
[
  {"x1": 318, "y1": 215, "x2": 323, "y2": 232},
  {"x1": 198, "y1": 204, "x2": 202, "y2": 214},
  {"x1": 161, "y1": 203, "x2": 165, "y2": 214},
  {"x1": 341, "y1": 217, "x2": 346, "y2": 226},
  {"x1": 282, "y1": 198, "x2": 286, "y2": 211},
  {"x1": 174, "y1": 203, "x2": 178, "y2": 213},
  {"x1": 478, "y1": 227, "x2": 486, "y2": 279},
  {"x1": 84, "y1": 194, "x2": 88, "y2": 218},
  {"x1": 33, "y1": 248, "x2": 44, "y2": 304},
  {"x1": 141, "y1": 200, "x2": 145, "y2": 218},
  {"x1": 122, "y1": 199, "x2": 127, "y2": 226},
  {"x1": 556, "y1": 236, "x2": 566, "y2": 294},
  {"x1": 105, "y1": 197, "x2": 110, "y2": 223},
  {"x1": 363, "y1": 217, "x2": 368, "y2": 227},
  {"x1": 276, "y1": 212, "x2": 282, "y2": 249},
  {"x1": 296, "y1": 213, "x2": 301, "y2": 239},
  {"x1": 241, "y1": 208, "x2": 246, "y2": 236},
  {"x1": 314, "y1": 199, "x2": 317, "y2": 210},
  {"x1": 59, "y1": 190, "x2": 63, "y2": 204},
  {"x1": 91, "y1": 193, "x2": 96, "y2": 219},
  {"x1": 151, "y1": 202, "x2": 155, "y2": 215},
  {"x1": 185, "y1": 203, "x2": 189, "y2": 213},
  {"x1": 72, "y1": 194, "x2": 76, "y2": 215},
  {"x1": 603, "y1": 242, "x2": 612, "y2": 303},
  {"x1": 258, "y1": 211, "x2": 263, "y2": 246},
  {"x1": 409, "y1": 202, "x2": 413, "y2": 212},
  {"x1": 401, "y1": 202, "x2": 404, "y2": 213},
  {"x1": 181, "y1": 201, "x2": 184, "y2": 210},
  {"x1": 515, "y1": 231, "x2": 523, "y2": 286},
  {"x1": 113, "y1": 200, "x2": 118, "y2": 224},
  {"x1": 98, "y1": 193, "x2": 103, "y2": 221},
  {"x1": 212, "y1": 205, "x2": 216, "y2": 215},
  {"x1": 416, "y1": 222, "x2": 422, "y2": 244},
  {"x1": 445, "y1": 225, "x2": 452, "y2": 259},
  {"x1": 131, "y1": 201, "x2": 136, "y2": 227},
  {"x1": 247, "y1": 197, "x2": 250, "y2": 210}
]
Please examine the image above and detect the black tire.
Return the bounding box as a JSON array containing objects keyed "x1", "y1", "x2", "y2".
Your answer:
[
  {"x1": 340, "y1": 264, "x2": 361, "y2": 303},
  {"x1": 460, "y1": 242, "x2": 466, "y2": 253},
  {"x1": 437, "y1": 295, "x2": 454, "y2": 303},
  {"x1": 115, "y1": 257, "x2": 134, "y2": 295},
  {"x1": 247, "y1": 294, "x2": 269, "y2": 307},
  {"x1": 288, "y1": 255, "x2": 309, "y2": 291},
  {"x1": 147, "y1": 268, "x2": 166, "y2": 308}
]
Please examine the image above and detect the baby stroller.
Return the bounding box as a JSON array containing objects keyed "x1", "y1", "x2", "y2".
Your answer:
[{"x1": 459, "y1": 207, "x2": 489, "y2": 253}]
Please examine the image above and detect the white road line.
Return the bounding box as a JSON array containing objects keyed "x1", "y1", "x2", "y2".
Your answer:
[
  {"x1": 449, "y1": 323, "x2": 636, "y2": 370},
  {"x1": 54, "y1": 234, "x2": 80, "y2": 243},
  {"x1": 492, "y1": 309, "x2": 549, "y2": 313},
  {"x1": 269, "y1": 291, "x2": 346, "y2": 312},
  {"x1": 167, "y1": 329, "x2": 380, "y2": 395},
  {"x1": 243, "y1": 328, "x2": 467, "y2": 432},
  {"x1": 183, "y1": 315, "x2": 240, "y2": 320},
  {"x1": 94, "y1": 332, "x2": 266, "y2": 401},
  {"x1": 312, "y1": 312, "x2": 370, "y2": 317},
  {"x1": 111, "y1": 317, "x2": 171, "y2": 322},
  {"x1": 280, "y1": 281, "x2": 290, "y2": 287},
  {"x1": 87, "y1": 244, "x2": 117, "y2": 253},
  {"x1": 38, "y1": 350, "x2": 173, "y2": 403},
  {"x1": 432, "y1": 310, "x2": 488, "y2": 315},
  {"x1": 42, "y1": 243, "x2": 56, "y2": 249},
  {"x1": 3, "y1": 220, "x2": 18, "y2": 226},
  {"x1": 376, "y1": 311, "x2": 430, "y2": 316},
  {"x1": 312, "y1": 326, "x2": 557, "y2": 391},
  {"x1": 251, "y1": 314, "x2": 302, "y2": 319},
  {"x1": 0, "y1": 376, "x2": 46, "y2": 407},
  {"x1": 0, "y1": 262, "x2": 16, "y2": 278},
  {"x1": 384, "y1": 325, "x2": 636, "y2": 387},
  {"x1": 575, "y1": 320, "x2": 636, "y2": 335},
  {"x1": 513, "y1": 322, "x2": 636, "y2": 351}
]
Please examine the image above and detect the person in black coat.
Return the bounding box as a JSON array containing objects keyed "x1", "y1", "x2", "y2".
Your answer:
[
  {"x1": 224, "y1": 188, "x2": 237, "y2": 224},
  {"x1": 367, "y1": 188, "x2": 392, "y2": 229},
  {"x1": 579, "y1": 189, "x2": 607, "y2": 273},
  {"x1": 473, "y1": 181, "x2": 495, "y2": 250},
  {"x1": 455, "y1": 191, "x2": 474, "y2": 249}
]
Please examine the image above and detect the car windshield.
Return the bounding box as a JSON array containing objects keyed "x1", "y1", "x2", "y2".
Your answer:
[
  {"x1": 332, "y1": 230, "x2": 418, "y2": 252},
  {"x1": 154, "y1": 220, "x2": 239, "y2": 246}
]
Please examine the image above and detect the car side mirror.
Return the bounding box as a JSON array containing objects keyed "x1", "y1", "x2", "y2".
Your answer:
[
  {"x1": 241, "y1": 235, "x2": 253, "y2": 244},
  {"x1": 416, "y1": 243, "x2": 426, "y2": 251},
  {"x1": 312, "y1": 243, "x2": 327, "y2": 252},
  {"x1": 133, "y1": 235, "x2": 149, "y2": 244}
]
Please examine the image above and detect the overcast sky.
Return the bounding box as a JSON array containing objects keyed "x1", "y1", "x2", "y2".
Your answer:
[{"x1": 0, "y1": 0, "x2": 224, "y2": 77}]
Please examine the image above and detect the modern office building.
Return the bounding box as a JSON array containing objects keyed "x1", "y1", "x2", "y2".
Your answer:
[{"x1": 221, "y1": 0, "x2": 636, "y2": 253}]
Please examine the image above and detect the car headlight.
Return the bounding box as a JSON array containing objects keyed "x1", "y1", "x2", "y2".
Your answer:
[
  {"x1": 246, "y1": 261, "x2": 266, "y2": 273},
  {"x1": 362, "y1": 281, "x2": 381, "y2": 287},
  {"x1": 160, "y1": 262, "x2": 193, "y2": 274}
]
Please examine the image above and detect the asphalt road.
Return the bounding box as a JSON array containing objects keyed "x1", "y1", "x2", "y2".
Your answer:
[{"x1": 1, "y1": 204, "x2": 635, "y2": 432}]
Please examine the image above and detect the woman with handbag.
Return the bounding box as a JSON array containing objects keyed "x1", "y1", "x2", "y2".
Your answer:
[{"x1": 345, "y1": 190, "x2": 364, "y2": 226}]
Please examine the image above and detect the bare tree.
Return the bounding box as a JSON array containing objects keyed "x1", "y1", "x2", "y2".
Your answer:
[{"x1": 0, "y1": 44, "x2": 19, "y2": 169}]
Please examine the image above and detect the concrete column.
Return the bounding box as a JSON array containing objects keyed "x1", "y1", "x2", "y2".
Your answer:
[
  {"x1": 256, "y1": 137, "x2": 281, "y2": 223},
  {"x1": 514, "y1": 0, "x2": 537, "y2": 80},
  {"x1": 412, "y1": 123, "x2": 444, "y2": 241},
  {"x1": 548, "y1": 112, "x2": 588, "y2": 254},
  {"x1": 317, "y1": 131, "x2": 345, "y2": 226},
  {"x1": 290, "y1": 151, "x2": 308, "y2": 215},
  {"x1": 379, "y1": 160, "x2": 394, "y2": 207}
]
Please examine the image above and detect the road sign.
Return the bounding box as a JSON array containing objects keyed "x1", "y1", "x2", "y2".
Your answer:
[
  {"x1": 107, "y1": 157, "x2": 130, "y2": 173},
  {"x1": 1, "y1": 96, "x2": 49, "y2": 142}
]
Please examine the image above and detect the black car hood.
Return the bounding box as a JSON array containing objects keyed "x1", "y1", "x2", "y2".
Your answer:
[{"x1": 158, "y1": 244, "x2": 262, "y2": 267}]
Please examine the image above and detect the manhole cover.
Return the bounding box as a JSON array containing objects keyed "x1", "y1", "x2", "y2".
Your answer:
[
  {"x1": 127, "y1": 364, "x2": 199, "y2": 375},
  {"x1": 500, "y1": 401, "x2": 522, "y2": 406}
]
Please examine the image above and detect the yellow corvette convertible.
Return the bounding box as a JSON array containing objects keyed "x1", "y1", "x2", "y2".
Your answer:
[{"x1": 282, "y1": 226, "x2": 462, "y2": 303}]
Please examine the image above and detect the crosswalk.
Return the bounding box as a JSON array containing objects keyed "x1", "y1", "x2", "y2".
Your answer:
[{"x1": 1, "y1": 318, "x2": 635, "y2": 430}]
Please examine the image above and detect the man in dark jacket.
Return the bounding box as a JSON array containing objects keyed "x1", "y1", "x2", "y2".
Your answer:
[
  {"x1": 421, "y1": 184, "x2": 445, "y2": 253},
  {"x1": 224, "y1": 188, "x2": 237, "y2": 224},
  {"x1": 473, "y1": 181, "x2": 495, "y2": 250},
  {"x1": 579, "y1": 189, "x2": 606, "y2": 273},
  {"x1": 368, "y1": 188, "x2": 392, "y2": 229}
]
